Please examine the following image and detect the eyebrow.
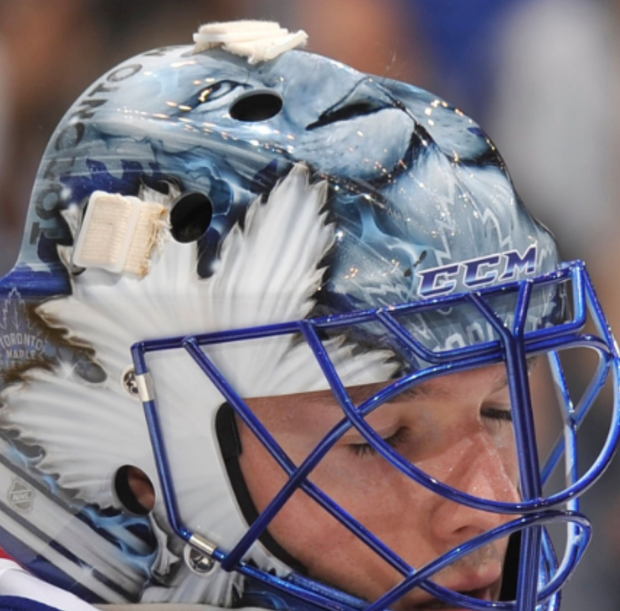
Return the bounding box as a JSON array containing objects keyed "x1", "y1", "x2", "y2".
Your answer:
[
  {"x1": 348, "y1": 356, "x2": 538, "y2": 404},
  {"x1": 485, "y1": 356, "x2": 538, "y2": 395},
  {"x1": 346, "y1": 380, "x2": 445, "y2": 404}
]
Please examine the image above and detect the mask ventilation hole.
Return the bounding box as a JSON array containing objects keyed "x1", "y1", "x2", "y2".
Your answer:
[
  {"x1": 230, "y1": 91, "x2": 283, "y2": 122},
  {"x1": 170, "y1": 192, "x2": 213, "y2": 243},
  {"x1": 114, "y1": 465, "x2": 155, "y2": 515}
]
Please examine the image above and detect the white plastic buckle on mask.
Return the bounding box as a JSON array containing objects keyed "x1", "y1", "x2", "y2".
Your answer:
[
  {"x1": 192, "y1": 20, "x2": 308, "y2": 63},
  {"x1": 72, "y1": 191, "x2": 167, "y2": 277}
]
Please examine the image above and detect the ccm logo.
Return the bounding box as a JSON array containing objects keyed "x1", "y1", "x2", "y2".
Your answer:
[{"x1": 417, "y1": 245, "x2": 537, "y2": 298}]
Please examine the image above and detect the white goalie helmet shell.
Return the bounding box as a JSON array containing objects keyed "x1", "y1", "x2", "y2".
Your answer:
[{"x1": 0, "y1": 21, "x2": 599, "y2": 609}]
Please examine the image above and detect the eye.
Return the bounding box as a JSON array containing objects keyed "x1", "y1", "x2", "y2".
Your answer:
[
  {"x1": 181, "y1": 80, "x2": 242, "y2": 111},
  {"x1": 481, "y1": 406, "x2": 513, "y2": 424},
  {"x1": 348, "y1": 427, "x2": 410, "y2": 457},
  {"x1": 195, "y1": 80, "x2": 238, "y2": 104},
  {"x1": 230, "y1": 90, "x2": 283, "y2": 122}
]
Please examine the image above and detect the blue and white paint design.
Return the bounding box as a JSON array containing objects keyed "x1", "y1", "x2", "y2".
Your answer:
[{"x1": 0, "y1": 42, "x2": 563, "y2": 605}]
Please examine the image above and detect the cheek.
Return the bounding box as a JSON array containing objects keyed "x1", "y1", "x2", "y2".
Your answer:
[
  {"x1": 237, "y1": 430, "x2": 341, "y2": 563},
  {"x1": 238, "y1": 433, "x2": 432, "y2": 602},
  {"x1": 239, "y1": 425, "x2": 429, "y2": 555},
  {"x1": 493, "y1": 430, "x2": 520, "y2": 487},
  {"x1": 237, "y1": 427, "x2": 286, "y2": 512}
]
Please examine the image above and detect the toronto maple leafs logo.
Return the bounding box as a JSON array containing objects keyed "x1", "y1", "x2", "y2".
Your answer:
[{"x1": 0, "y1": 288, "x2": 53, "y2": 375}]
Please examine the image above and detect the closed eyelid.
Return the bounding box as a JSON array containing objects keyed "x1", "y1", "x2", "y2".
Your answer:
[
  {"x1": 341, "y1": 423, "x2": 400, "y2": 444},
  {"x1": 482, "y1": 406, "x2": 513, "y2": 421},
  {"x1": 345, "y1": 426, "x2": 410, "y2": 457}
]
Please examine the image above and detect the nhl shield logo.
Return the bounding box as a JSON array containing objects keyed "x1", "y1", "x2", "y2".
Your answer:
[{"x1": 8, "y1": 479, "x2": 34, "y2": 512}]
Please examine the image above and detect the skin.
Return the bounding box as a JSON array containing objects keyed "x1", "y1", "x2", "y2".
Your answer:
[
  {"x1": 237, "y1": 364, "x2": 521, "y2": 610},
  {"x1": 127, "y1": 364, "x2": 523, "y2": 609}
]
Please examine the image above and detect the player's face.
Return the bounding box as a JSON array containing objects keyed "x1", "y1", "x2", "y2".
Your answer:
[{"x1": 237, "y1": 364, "x2": 521, "y2": 610}]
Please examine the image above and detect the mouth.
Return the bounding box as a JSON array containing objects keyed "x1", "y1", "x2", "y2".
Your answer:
[
  {"x1": 404, "y1": 586, "x2": 494, "y2": 610},
  {"x1": 397, "y1": 569, "x2": 502, "y2": 611}
]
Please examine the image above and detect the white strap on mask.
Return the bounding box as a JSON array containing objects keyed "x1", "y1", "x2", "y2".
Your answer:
[
  {"x1": 192, "y1": 21, "x2": 307, "y2": 63},
  {"x1": 72, "y1": 191, "x2": 167, "y2": 277}
]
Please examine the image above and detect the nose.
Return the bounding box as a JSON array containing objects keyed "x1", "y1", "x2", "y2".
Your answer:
[{"x1": 428, "y1": 432, "x2": 521, "y2": 545}]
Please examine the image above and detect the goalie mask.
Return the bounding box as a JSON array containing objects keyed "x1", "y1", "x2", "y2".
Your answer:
[{"x1": 0, "y1": 21, "x2": 617, "y2": 611}]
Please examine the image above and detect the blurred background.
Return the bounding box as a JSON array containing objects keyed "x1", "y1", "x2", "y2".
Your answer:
[{"x1": 0, "y1": 0, "x2": 618, "y2": 608}]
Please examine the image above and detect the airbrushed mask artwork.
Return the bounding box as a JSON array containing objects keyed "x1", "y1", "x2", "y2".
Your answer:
[{"x1": 0, "y1": 21, "x2": 617, "y2": 611}]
